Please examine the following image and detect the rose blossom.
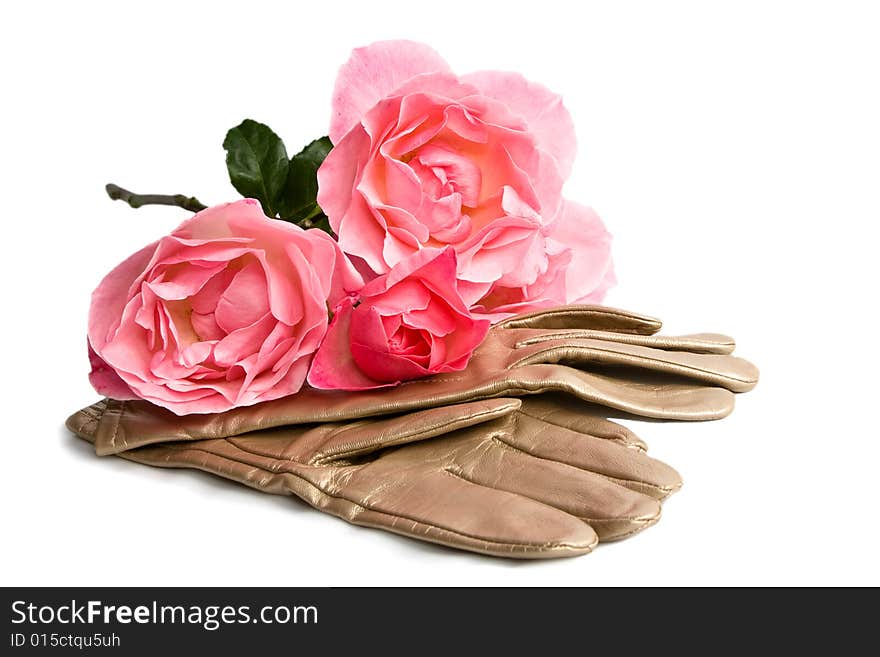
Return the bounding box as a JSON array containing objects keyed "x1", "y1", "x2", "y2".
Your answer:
[
  {"x1": 308, "y1": 247, "x2": 490, "y2": 390},
  {"x1": 318, "y1": 39, "x2": 614, "y2": 319},
  {"x1": 87, "y1": 199, "x2": 363, "y2": 414}
]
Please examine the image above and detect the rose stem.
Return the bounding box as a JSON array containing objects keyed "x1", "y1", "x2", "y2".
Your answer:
[{"x1": 105, "y1": 183, "x2": 207, "y2": 213}]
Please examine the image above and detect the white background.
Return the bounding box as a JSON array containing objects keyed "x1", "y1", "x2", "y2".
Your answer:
[{"x1": 1, "y1": 0, "x2": 878, "y2": 586}]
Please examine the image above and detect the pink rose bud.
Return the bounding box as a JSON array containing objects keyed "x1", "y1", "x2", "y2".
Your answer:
[
  {"x1": 308, "y1": 247, "x2": 490, "y2": 390},
  {"x1": 318, "y1": 40, "x2": 615, "y2": 320},
  {"x1": 87, "y1": 199, "x2": 363, "y2": 415}
]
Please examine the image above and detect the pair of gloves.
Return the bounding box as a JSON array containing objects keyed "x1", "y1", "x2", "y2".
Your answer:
[{"x1": 66, "y1": 306, "x2": 758, "y2": 559}]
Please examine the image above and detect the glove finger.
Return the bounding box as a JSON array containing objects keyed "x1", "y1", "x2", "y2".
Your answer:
[
  {"x1": 529, "y1": 365, "x2": 737, "y2": 420},
  {"x1": 516, "y1": 394, "x2": 647, "y2": 450},
  {"x1": 510, "y1": 329, "x2": 736, "y2": 355},
  {"x1": 339, "y1": 465, "x2": 599, "y2": 558},
  {"x1": 510, "y1": 338, "x2": 759, "y2": 393},
  {"x1": 450, "y1": 434, "x2": 665, "y2": 541},
  {"x1": 505, "y1": 413, "x2": 682, "y2": 500},
  {"x1": 495, "y1": 305, "x2": 662, "y2": 334}
]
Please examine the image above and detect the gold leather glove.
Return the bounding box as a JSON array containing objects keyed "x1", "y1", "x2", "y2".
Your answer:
[
  {"x1": 66, "y1": 394, "x2": 681, "y2": 559},
  {"x1": 83, "y1": 305, "x2": 758, "y2": 457}
]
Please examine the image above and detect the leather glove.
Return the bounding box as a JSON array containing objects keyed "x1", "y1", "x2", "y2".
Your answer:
[
  {"x1": 83, "y1": 305, "x2": 758, "y2": 457},
  {"x1": 66, "y1": 394, "x2": 681, "y2": 559}
]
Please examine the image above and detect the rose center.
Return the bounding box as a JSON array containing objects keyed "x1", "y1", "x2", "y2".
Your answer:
[
  {"x1": 387, "y1": 324, "x2": 430, "y2": 362},
  {"x1": 408, "y1": 143, "x2": 481, "y2": 209}
]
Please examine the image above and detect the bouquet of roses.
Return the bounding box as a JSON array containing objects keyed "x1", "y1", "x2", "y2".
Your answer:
[{"x1": 68, "y1": 41, "x2": 758, "y2": 558}]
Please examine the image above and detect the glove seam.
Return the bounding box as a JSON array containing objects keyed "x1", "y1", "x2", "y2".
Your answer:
[
  {"x1": 109, "y1": 400, "x2": 126, "y2": 450},
  {"x1": 311, "y1": 403, "x2": 515, "y2": 465},
  {"x1": 513, "y1": 331, "x2": 734, "y2": 351},
  {"x1": 436, "y1": 468, "x2": 594, "y2": 551},
  {"x1": 80, "y1": 406, "x2": 103, "y2": 422},
  {"x1": 509, "y1": 343, "x2": 754, "y2": 385},
  {"x1": 600, "y1": 474, "x2": 676, "y2": 499},
  {"x1": 582, "y1": 514, "x2": 662, "y2": 540},
  {"x1": 514, "y1": 406, "x2": 634, "y2": 445},
  {"x1": 496, "y1": 307, "x2": 658, "y2": 332},
  {"x1": 488, "y1": 434, "x2": 670, "y2": 510}
]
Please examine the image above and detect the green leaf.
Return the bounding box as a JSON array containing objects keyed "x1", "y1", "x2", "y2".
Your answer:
[
  {"x1": 222, "y1": 119, "x2": 289, "y2": 217},
  {"x1": 279, "y1": 136, "x2": 333, "y2": 223}
]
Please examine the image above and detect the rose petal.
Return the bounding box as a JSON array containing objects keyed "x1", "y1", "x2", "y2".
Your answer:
[
  {"x1": 307, "y1": 299, "x2": 389, "y2": 390},
  {"x1": 302, "y1": 229, "x2": 365, "y2": 307},
  {"x1": 367, "y1": 279, "x2": 432, "y2": 315},
  {"x1": 456, "y1": 214, "x2": 544, "y2": 285},
  {"x1": 415, "y1": 143, "x2": 482, "y2": 207},
  {"x1": 334, "y1": 191, "x2": 391, "y2": 275},
  {"x1": 174, "y1": 198, "x2": 261, "y2": 240},
  {"x1": 381, "y1": 156, "x2": 423, "y2": 213},
  {"x1": 190, "y1": 311, "x2": 224, "y2": 342},
  {"x1": 87, "y1": 342, "x2": 138, "y2": 399},
  {"x1": 88, "y1": 241, "x2": 157, "y2": 351},
  {"x1": 329, "y1": 40, "x2": 452, "y2": 144},
  {"x1": 391, "y1": 73, "x2": 479, "y2": 103},
  {"x1": 461, "y1": 70, "x2": 577, "y2": 179},
  {"x1": 546, "y1": 200, "x2": 615, "y2": 303},
  {"x1": 213, "y1": 261, "x2": 270, "y2": 334},
  {"x1": 442, "y1": 103, "x2": 491, "y2": 144},
  {"x1": 349, "y1": 306, "x2": 431, "y2": 383},
  {"x1": 435, "y1": 314, "x2": 490, "y2": 365},
  {"x1": 213, "y1": 313, "x2": 276, "y2": 368},
  {"x1": 405, "y1": 297, "x2": 459, "y2": 336},
  {"x1": 381, "y1": 224, "x2": 423, "y2": 270},
  {"x1": 145, "y1": 261, "x2": 226, "y2": 301},
  {"x1": 456, "y1": 279, "x2": 492, "y2": 307},
  {"x1": 317, "y1": 124, "x2": 371, "y2": 231}
]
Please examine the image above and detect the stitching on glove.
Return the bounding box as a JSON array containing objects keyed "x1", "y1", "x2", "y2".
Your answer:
[
  {"x1": 73, "y1": 407, "x2": 103, "y2": 436},
  {"x1": 109, "y1": 400, "x2": 126, "y2": 449},
  {"x1": 513, "y1": 332, "x2": 734, "y2": 350},
  {"x1": 508, "y1": 343, "x2": 754, "y2": 384},
  {"x1": 515, "y1": 407, "x2": 638, "y2": 447},
  {"x1": 434, "y1": 468, "x2": 594, "y2": 551},
  {"x1": 496, "y1": 420, "x2": 672, "y2": 494},
  {"x1": 311, "y1": 403, "x2": 514, "y2": 464},
  {"x1": 600, "y1": 473, "x2": 677, "y2": 498},
  {"x1": 396, "y1": 374, "x2": 467, "y2": 386},
  {"x1": 497, "y1": 307, "x2": 653, "y2": 329},
  {"x1": 80, "y1": 407, "x2": 102, "y2": 422},
  {"x1": 581, "y1": 515, "x2": 661, "y2": 539},
  {"x1": 515, "y1": 407, "x2": 602, "y2": 437},
  {"x1": 69, "y1": 411, "x2": 98, "y2": 437},
  {"x1": 489, "y1": 434, "x2": 666, "y2": 504}
]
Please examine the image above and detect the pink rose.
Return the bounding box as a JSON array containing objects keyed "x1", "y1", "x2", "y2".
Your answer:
[
  {"x1": 474, "y1": 201, "x2": 616, "y2": 316},
  {"x1": 87, "y1": 199, "x2": 363, "y2": 415},
  {"x1": 318, "y1": 39, "x2": 614, "y2": 319},
  {"x1": 308, "y1": 247, "x2": 490, "y2": 390}
]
